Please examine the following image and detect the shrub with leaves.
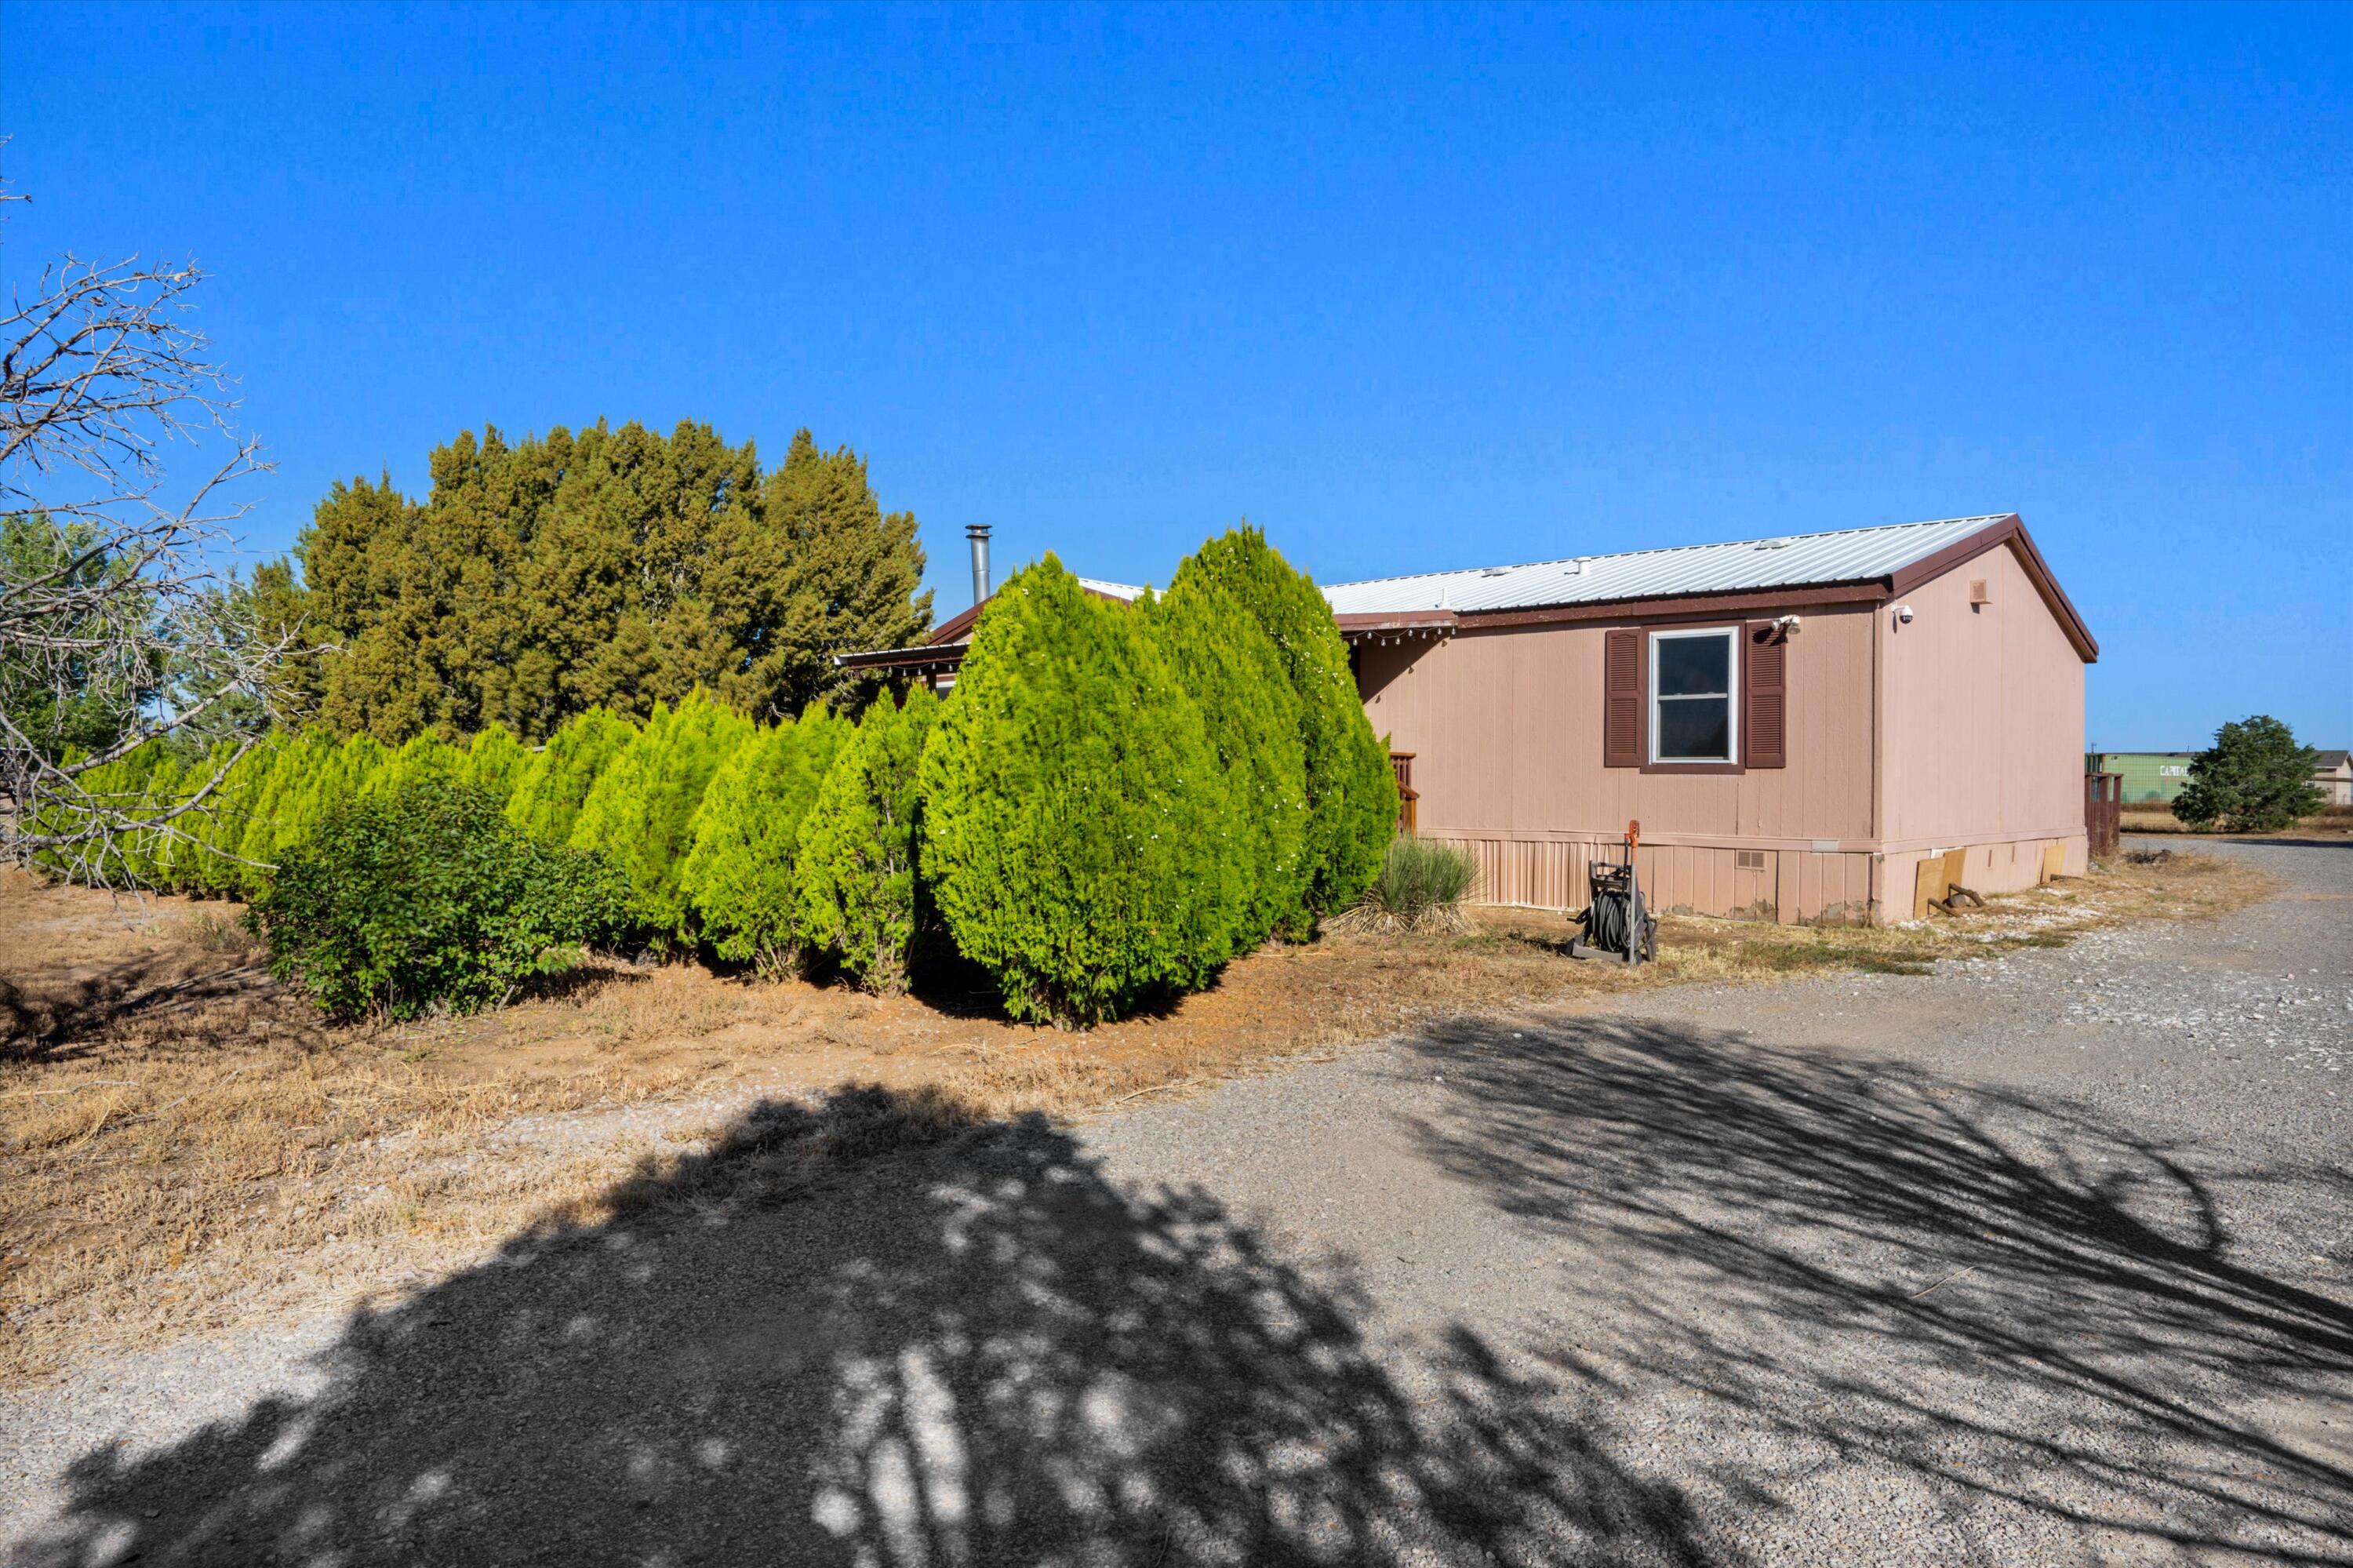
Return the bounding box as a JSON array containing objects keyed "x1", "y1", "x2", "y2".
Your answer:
[
  {"x1": 2172, "y1": 715, "x2": 2324, "y2": 834},
  {"x1": 250, "y1": 777, "x2": 627, "y2": 1020},
  {"x1": 794, "y1": 686, "x2": 940, "y2": 992},
  {"x1": 1170, "y1": 527, "x2": 1395, "y2": 931},
  {"x1": 920, "y1": 558, "x2": 1244, "y2": 1025},
  {"x1": 1142, "y1": 570, "x2": 1309, "y2": 948},
  {"x1": 570, "y1": 689, "x2": 754, "y2": 943},
  {"x1": 679, "y1": 706, "x2": 853, "y2": 975}
]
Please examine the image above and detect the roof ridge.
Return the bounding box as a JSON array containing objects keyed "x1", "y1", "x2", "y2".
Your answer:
[{"x1": 1322, "y1": 513, "x2": 2011, "y2": 591}]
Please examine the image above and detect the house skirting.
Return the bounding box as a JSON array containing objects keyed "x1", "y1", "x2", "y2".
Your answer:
[{"x1": 1430, "y1": 829, "x2": 2089, "y2": 926}]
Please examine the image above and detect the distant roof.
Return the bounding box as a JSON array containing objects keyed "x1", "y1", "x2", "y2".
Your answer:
[
  {"x1": 2318, "y1": 749, "x2": 2351, "y2": 769},
  {"x1": 1320, "y1": 515, "x2": 2016, "y2": 616}
]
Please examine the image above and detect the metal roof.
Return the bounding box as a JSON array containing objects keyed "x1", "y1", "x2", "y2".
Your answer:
[
  {"x1": 1076, "y1": 578, "x2": 1144, "y2": 600},
  {"x1": 1318, "y1": 514, "x2": 2011, "y2": 617}
]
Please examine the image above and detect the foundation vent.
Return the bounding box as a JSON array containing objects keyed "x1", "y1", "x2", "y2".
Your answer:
[{"x1": 1735, "y1": 849, "x2": 1768, "y2": 871}]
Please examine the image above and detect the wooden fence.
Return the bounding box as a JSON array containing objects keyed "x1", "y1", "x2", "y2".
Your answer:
[{"x1": 2086, "y1": 771, "x2": 2122, "y2": 860}]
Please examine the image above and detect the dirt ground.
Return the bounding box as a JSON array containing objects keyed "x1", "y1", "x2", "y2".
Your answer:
[{"x1": 0, "y1": 851, "x2": 2271, "y2": 1388}]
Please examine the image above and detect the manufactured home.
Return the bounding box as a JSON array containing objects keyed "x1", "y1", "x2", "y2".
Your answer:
[
  {"x1": 842, "y1": 512, "x2": 2097, "y2": 926},
  {"x1": 1326, "y1": 514, "x2": 2096, "y2": 923}
]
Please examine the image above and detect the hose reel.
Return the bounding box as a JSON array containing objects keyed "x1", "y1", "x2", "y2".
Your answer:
[{"x1": 1568, "y1": 820, "x2": 1657, "y2": 966}]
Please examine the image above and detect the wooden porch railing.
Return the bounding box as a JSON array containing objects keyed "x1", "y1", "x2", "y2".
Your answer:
[
  {"x1": 2086, "y1": 771, "x2": 2122, "y2": 860},
  {"x1": 1391, "y1": 751, "x2": 1419, "y2": 835}
]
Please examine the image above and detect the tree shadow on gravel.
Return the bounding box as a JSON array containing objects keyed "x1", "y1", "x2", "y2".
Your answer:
[
  {"x1": 1404, "y1": 1017, "x2": 2353, "y2": 1563},
  {"x1": 19, "y1": 1086, "x2": 1718, "y2": 1568}
]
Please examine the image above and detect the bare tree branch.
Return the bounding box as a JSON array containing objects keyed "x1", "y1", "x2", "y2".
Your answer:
[{"x1": 2, "y1": 167, "x2": 315, "y2": 885}]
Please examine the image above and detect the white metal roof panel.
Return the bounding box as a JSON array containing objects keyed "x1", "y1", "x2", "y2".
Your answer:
[{"x1": 1319, "y1": 515, "x2": 2008, "y2": 616}]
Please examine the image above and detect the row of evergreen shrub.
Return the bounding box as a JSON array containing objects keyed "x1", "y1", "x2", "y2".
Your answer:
[
  {"x1": 919, "y1": 530, "x2": 1395, "y2": 1022},
  {"x1": 42, "y1": 529, "x2": 1395, "y2": 1024}
]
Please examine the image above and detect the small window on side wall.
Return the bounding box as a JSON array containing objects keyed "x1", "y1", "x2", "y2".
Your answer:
[{"x1": 1651, "y1": 628, "x2": 1737, "y2": 763}]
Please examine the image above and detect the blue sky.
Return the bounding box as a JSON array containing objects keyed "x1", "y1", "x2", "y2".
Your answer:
[{"x1": 4, "y1": 2, "x2": 2345, "y2": 747}]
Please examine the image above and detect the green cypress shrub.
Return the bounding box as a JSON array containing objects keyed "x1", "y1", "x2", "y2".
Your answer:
[
  {"x1": 679, "y1": 707, "x2": 853, "y2": 976},
  {"x1": 1140, "y1": 572, "x2": 1309, "y2": 948},
  {"x1": 150, "y1": 745, "x2": 223, "y2": 893},
  {"x1": 251, "y1": 777, "x2": 627, "y2": 1021},
  {"x1": 235, "y1": 731, "x2": 340, "y2": 895},
  {"x1": 569, "y1": 689, "x2": 754, "y2": 944},
  {"x1": 506, "y1": 707, "x2": 638, "y2": 844},
  {"x1": 793, "y1": 686, "x2": 941, "y2": 993},
  {"x1": 176, "y1": 740, "x2": 280, "y2": 897},
  {"x1": 366, "y1": 732, "x2": 467, "y2": 799},
  {"x1": 27, "y1": 744, "x2": 175, "y2": 885},
  {"x1": 1171, "y1": 527, "x2": 1395, "y2": 931},
  {"x1": 919, "y1": 557, "x2": 1245, "y2": 1025},
  {"x1": 118, "y1": 749, "x2": 185, "y2": 889},
  {"x1": 460, "y1": 723, "x2": 532, "y2": 805}
]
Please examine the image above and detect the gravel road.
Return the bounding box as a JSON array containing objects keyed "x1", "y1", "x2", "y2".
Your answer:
[{"x1": 6, "y1": 839, "x2": 2349, "y2": 1566}]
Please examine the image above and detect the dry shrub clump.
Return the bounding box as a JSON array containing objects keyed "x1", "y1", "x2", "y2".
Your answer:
[
  {"x1": 1327, "y1": 835, "x2": 1481, "y2": 936},
  {"x1": 0, "y1": 848, "x2": 2272, "y2": 1387}
]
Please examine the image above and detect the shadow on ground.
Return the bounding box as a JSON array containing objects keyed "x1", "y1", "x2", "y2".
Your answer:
[
  {"x1": 0, "y1": 959, "x2": 293, "y2": 1064},
  {"x1": 20, "y1": 1086, "x2": 1711, "y2": 1567},
  {"x1": 1404, "y1": 1017, "x2": 2353, "y2": 1563}
]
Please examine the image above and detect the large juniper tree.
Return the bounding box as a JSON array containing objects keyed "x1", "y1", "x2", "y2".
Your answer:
[
  {"x1": 2172, "y1": 715, "x2": 2323, "y2": 834},
  {"x1": 296, "y1": 422, "x2": 931, "y2": 743}
]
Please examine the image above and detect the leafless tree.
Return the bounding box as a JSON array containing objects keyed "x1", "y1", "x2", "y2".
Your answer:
[{"x1": 1, "y1": 169, "x2": 311, "y2": 883}]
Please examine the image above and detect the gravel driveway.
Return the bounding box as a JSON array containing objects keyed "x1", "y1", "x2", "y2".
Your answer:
[{"x1": 6, "y1": 839, "x2": 2349, "y2": 1566}]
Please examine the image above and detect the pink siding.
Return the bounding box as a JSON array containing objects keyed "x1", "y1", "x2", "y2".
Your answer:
[
  {"x1": 1878, "y1": 544, "x2": 2086, "y2": 858},
  {"x1": 1356, "y1": 542, "x2": 2092, "y2": 922},
  {"x1": 1359, "y1": 603, "x2": 1878, "y2": 920}
]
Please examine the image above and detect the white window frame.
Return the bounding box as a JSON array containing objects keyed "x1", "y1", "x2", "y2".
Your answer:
[{"x1": 1649, "y1": 627, "x2": 1739, "y2": 765}]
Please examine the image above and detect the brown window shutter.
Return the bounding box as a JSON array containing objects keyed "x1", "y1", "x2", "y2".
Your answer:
[
  {"x1": 1603, "y1": 628, "x2": 1644, "y2": 767},
  {"x1": 1744, "y1": 621, "x2": 1786, "y2": 769}
]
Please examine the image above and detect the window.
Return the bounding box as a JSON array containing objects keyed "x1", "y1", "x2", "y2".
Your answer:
[{"x1": 1650, "y1": 628, "x2": 1737, "y2": 763}]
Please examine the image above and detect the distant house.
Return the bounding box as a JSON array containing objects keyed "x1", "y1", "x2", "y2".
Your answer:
[
  {"x1": 1326, "y1": 513, "x2": 2094, "y2": 923},
  {"x1": 2086, "y1": 752, "x2": 2196, "y2": 805},
  {"x1": 843, "y1": 511, "x2": 2097, "y2": 925},
  {"x1": 2315, "y1": 750, "x2": 2352, "y2": 807}
]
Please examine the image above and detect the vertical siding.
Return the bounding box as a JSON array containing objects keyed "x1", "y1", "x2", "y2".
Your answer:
[{"x1": 1359, "y1": 604, "x2": 1877, "y2": 846}]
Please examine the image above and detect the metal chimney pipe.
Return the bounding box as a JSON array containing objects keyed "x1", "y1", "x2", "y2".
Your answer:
[{"x1": 966, "y1": 524, "x2": 992, "y2": 606}]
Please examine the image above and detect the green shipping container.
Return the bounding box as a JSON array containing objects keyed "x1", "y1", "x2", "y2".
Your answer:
[{"x1": 2086, "y1": 752, "x2": 2195, "y2": 805}]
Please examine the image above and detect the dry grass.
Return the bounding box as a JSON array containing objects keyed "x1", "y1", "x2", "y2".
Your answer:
[
  {"x1": 0, "y1": 850, "x2": 2273, "y2": 1387},
  {"x1": 2120, "y1": 802, "x2": 2353, "y2": 836}
]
